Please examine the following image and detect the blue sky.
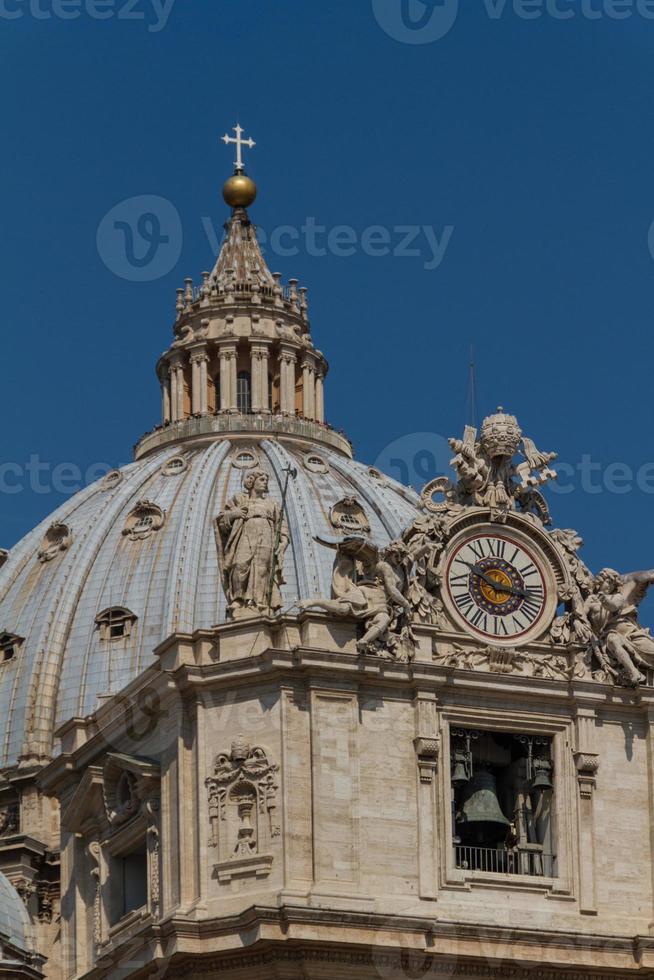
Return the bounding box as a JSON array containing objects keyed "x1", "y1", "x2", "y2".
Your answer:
[{"x1": 1, "y1": 0, "x2": 653, "y2": 614}]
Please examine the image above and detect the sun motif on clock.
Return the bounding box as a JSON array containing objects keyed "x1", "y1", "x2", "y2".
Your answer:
[{"x1": 444, "y1": 531, "x2": 552, "y2": 643}]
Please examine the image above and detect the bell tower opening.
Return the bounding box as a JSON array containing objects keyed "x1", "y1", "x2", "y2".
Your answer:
[{"x1": 450, "y1": 728, "x2": 555, "y2": 878}]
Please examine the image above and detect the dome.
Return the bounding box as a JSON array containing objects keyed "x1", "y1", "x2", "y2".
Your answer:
[
  {"x1": 0, "y1": 436, "x2": 420, "y2": 770},
  {"x1": 0, "y1": 871, "x2": 32, "y2": 952},
  {"x1": 0, "y1": 130, "x2": 422, "y2": 772}
]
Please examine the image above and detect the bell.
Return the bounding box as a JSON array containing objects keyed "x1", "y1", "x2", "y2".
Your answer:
[
  {"x1": 531, "y1": 761, "x2": 554, "y2": 793},
  {"x1": 457, "y1": 770, "x2": 510, "y2": 846},
  {"x1": 451, "y1": 758, "x2": 469, "y2": 789}
]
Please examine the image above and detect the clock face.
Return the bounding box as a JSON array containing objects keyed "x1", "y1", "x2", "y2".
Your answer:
[{"x1": 444, "y1": 532, "x2": 550, "y2": 643}]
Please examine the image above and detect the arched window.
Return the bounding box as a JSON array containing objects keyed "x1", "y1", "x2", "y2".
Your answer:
[
  {"x1": 237, "y1": 371, "x2": 252, "y2": 414},
  {"x1": 0, "y1": 632, "x2": 23, "y2": 663},
  {"x1": 95, "y1": 607, "x2": 137, "y2": 642}
]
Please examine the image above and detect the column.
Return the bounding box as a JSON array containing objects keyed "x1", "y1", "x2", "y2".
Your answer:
[
  {"x1": 169, "y1": 364, "x2": 179, "y2": 422},
  {"x1": 251, "y1": 343, "x2": 262, "y2": 414},
  {"x1": 190, "y1": 346, "x2": 209, "y2": 417},
  {"x1": 315, "y1": 372, "x2": 325, "y2": 423},
  {"x1": 302, "y1": 358, "x2": 312, "y2": 419},
  {"x1": 191, "y1": 356, "x2": 201, "y2": 416},
  {"x1": 199, "y1": 354, "x2": 209, "y2": 415},
  {"x1": 219, "y1": 349, "x2": 229, "y2": 413},
  {"x1": 251, "y1": 342, "x2": 271, "y2": 414},
  {"x1": 218, "y1": 343, "x2": 237, "y2": 413},
  {"x1": 162, "y1": 377, "x2": 171, "y2": 424},
  {"x1": 228, "y1": 349, "x2": 237, "y2": 413},
  {"x1": 280, "y1": 346, "x2": 297, "y2": 416},
  {"x1": 176, "y1": 361, "x2": 185, "y2": 421}
]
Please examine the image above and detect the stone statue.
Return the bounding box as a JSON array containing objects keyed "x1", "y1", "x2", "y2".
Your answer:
[
  {"x1": 216, "y1": 470, "x2": 288, "y2": 618},
  {"x1": 447, "y1": 410, "x2": 557, "y2": 523},
  {"x1": 550, "y1": 536, "x2": 654, "y2": 686},
  {"x1": 298, "y1": 537, "x2": 415, "y2": 659},
  {"x1": 583, "y1": 569, "x2": 654, "y2": 687},
  {"x1": 402, "y1": 514, "x2": 450, "y2": 627}
]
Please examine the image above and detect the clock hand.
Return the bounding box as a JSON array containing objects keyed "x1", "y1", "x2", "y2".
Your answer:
[{"x1": 459, "y1": 560, "x2": 529, "y2": 599}]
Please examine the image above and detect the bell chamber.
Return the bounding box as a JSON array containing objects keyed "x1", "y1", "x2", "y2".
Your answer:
[{"x1": 450, "y1": 728, "x2": 556, "y2": 878}]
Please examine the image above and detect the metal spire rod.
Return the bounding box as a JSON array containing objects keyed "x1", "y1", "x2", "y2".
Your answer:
[{"x1": 267, "y1": 464, "x2": 297, "y2": 611}]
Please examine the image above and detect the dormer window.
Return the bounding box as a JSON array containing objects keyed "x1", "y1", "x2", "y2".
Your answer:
[
  {"x1": 304, "y1": 454, "x2": 329, "y2": 474},
  {"x1": 0, "y1": 633, "x2": 23, "y2": 663},
  {"x1": 330, "y1": 497, "x2": 371, "y2": 535},
  {"x1": 162, "y1": 456, "x2": 188, "y2": 476},
  {"x1": 0, "y1": 550, "x2": 8, "y2": 569},
  {"x1": 96, "y1": 608, "x2": 137, "y2": 643},
  {"x1": 102, "y1": 469, "x2": 123, "y2": 490},
  {"x1": 122, "y1": 501, "x2": 164, "y2": 541},
  {"x1": 232, "y1": 450, "x2": 257, "y2": 470}
]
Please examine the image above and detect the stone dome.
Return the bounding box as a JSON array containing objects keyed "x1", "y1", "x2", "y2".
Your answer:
[
  {"x1": 0, "y1": 871, "x2": 32, "y2": 952},
  {"x1": 0, "y1": 435, "x2": 420, "y2": 770}
]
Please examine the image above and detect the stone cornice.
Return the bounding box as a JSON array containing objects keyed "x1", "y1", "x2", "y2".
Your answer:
[
  {"x1": 38, "y1": 616, "x2": 654, "y2": 795},
  {"x1": 134, "y1": 414, "x2": 352, "y2": 460},
  {"x1": 62, "y1": 903, "x2": 654, "y2": 980}
]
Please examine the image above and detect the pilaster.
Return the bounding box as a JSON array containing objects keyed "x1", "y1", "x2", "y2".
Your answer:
[
  {"x1": 414, "y1": 691, "x2": 441, "y2": 901},
  {"x1": 574, "y1": 704, "x2": 600, "y2": 915}
]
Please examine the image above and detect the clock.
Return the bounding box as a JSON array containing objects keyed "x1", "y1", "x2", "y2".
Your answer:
[{"x1": 443, "y1": 527, "x2": 556, "y2": 645}]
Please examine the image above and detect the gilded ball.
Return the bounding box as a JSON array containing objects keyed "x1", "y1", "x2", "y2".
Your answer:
[{"x1": 223, "y1": 174, "x2": 257, "y2": 209}]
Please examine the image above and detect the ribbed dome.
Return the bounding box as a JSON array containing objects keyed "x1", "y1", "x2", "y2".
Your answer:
[
  {"x1": 0, "y1": 436, "x2": 420, "y2": 770},
  {"x1": 0, "y1": 871, "x2": 32, "y2": 952}
]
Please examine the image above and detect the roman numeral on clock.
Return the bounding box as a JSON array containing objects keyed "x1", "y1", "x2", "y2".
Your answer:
[
  {"x1": 486, "y1": 538, "x2": 506, "y2": 559},
  {"x1": 469, "y1": 608, "x2": 488, "y2": 632},
  {"x1": 493, "y1": 617, "x2": 509, "y2": 636},
  {"x1": 454, "y1": 591, "x2": 474, "y2": 615},
  {"x1": 468, "y1": 540, "x2": 485, "y2": 561}
]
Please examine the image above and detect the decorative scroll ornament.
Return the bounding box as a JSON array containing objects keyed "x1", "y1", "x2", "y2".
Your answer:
[
  {"x1": 205, "y1": 736, "x2": 280, "y2": 853},
  {"x1": 447, "y1": 410, "x2": 557, "y2": 524},
  {"x1": 102, "y1": 755, "x2": 160, "y2": 826},
  {"x1": 298, "y1": 536, "x2": 415, "y2": 660},
  {"x1": 38, "y1": 522, "x2": 72, "y2": 563}
]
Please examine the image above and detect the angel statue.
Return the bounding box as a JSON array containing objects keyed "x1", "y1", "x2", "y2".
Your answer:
[
  {"x1": 216, "y1": 470, "x2": 289, "y2": 619},
  {"x1": 296, "y1": 537, "x2": 415, "y2": 659},
  {"x1": 584, "y1": 569, "x2": 654, "y2": 687}
]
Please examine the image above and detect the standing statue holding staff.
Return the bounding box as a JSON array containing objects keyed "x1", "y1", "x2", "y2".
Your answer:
[{"x1": 216, "y1": 470, "x2": 289, "y2": 619}]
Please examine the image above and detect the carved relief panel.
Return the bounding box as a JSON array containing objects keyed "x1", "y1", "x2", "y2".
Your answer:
[{"x1": 205, "y1": 735, "x2": 280, "y2": 883}]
